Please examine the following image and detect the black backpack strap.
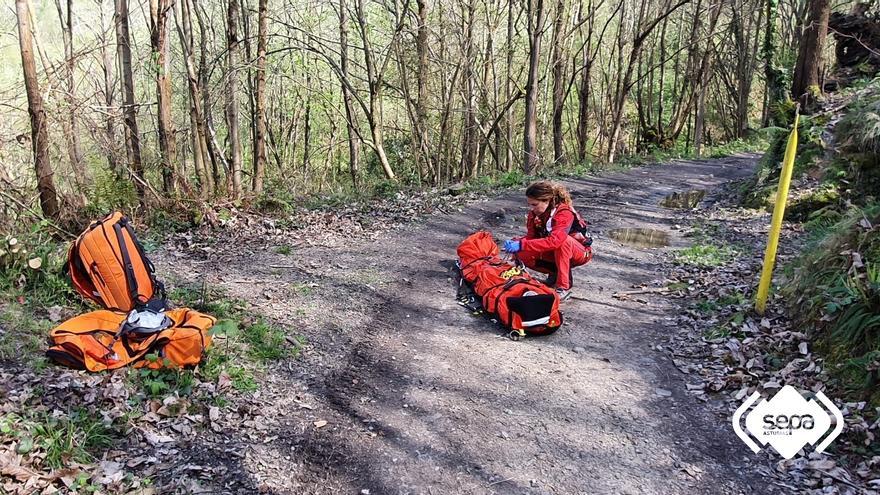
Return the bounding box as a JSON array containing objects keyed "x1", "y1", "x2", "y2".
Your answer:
[{"x1": 113, "y1": 221, "x2": 140, "y2": 304}]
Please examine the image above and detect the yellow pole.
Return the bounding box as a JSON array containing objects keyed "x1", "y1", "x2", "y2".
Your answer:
[{"x1": 755, "y1": 112, "x2": 800, "y2": 315}]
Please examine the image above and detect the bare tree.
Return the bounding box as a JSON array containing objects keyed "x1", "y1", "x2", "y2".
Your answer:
[
  {"x1": 226, "y1": 0, "x2": 244, "y2": 197},
  {"x1": 252, "y1": 0, "x2": 269, "y2": 193},
  {"x1": 55, "y1": 0, "x2": 89, "y2": 190},
  {"x1": 339, "y1": 0, "x2": 360, "y2": 185},
  {"x1": 354, "y1": 0, "x2": 401, "y2": 181},
  {"x1": 150, "y1": 0, "x2": 180, "y2": 194},
  {"x1": 523, "y1": 0, "x2": 546, "y2": 173},
  {"x1": 550, "y1": 0, "x2": 567, "y2": 165},
  {"x1": 16, "y1": 0, "x2": 59, "y2": 219},
  {"x1": 176, "y1": 0, "x2": 213, "y2": 195},
  {"x1": 115, "y1": 0, "x2": 146, "y2": 201}
]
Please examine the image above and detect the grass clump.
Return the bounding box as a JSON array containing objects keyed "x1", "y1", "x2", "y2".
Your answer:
[
  {"x1": 674, "y1": 244, "x2": 738, "y2": 267},
  {"x1": 1, "y1": 410, "x2": 117, "y2": 469}
]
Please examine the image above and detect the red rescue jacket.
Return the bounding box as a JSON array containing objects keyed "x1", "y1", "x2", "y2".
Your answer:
[{"x1": 521, "y1": 203, "x2": 589, "y2": 254}]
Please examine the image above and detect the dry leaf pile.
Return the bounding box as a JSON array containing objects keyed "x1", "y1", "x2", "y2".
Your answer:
[{"x1": 657, "y1": 198, "x2": 880, "y2": 494}]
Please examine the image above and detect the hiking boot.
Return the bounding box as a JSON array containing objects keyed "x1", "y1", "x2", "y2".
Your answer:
[{"x1": 556, "y1": 287, "x2": 572, "y2": 302}]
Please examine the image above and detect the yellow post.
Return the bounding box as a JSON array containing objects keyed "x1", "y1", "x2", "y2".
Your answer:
[{"x1": 755, "y1": 112, "x2": 800, "y2": 315}]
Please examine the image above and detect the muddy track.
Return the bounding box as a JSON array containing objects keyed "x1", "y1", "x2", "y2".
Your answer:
[{"x1": 153, "y1": 154, "x2": 782, "y2": 494}]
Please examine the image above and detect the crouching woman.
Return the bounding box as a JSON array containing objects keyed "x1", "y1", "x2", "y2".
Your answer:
[{"x1": 504, "y1": 181, "x2": 592, "y2": 301}]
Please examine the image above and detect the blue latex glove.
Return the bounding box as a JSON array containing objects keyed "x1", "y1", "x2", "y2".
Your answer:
[{"x1": 503, "y1": 239, "x2": 521, "y2": 253}]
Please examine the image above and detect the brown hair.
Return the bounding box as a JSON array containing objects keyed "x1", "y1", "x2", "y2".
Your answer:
[{"x1": 525, "y1": 181, "x2": 572, "y2": 206}]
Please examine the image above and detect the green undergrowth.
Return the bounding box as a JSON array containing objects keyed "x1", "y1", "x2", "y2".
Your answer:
[
  {"x1": 0, "y1": 223, "x2": 82, "y2": 363},
  {"x1": 674, "y1": 243, "x2": 739, "y2": 268},
  {"x1": 784, "y1": 204, "x2": 880, "y2": 405},
  {"x1": 740, "y1": 116, "x2": 828, "y2": 210},
  {"x1": 163, "y1": 283, "x2": 305, "y2": 395}
]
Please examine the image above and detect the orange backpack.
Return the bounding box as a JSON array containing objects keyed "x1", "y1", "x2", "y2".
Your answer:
[
  {"x1": 46, "y1": 308, "x2": 215, "y2": 371},
  {"x1": 68, "y1": 212, "x2": 165, "y2": 312},
  {"x1": 457, "y1": 231, "x2": 562, "y2": 339}
]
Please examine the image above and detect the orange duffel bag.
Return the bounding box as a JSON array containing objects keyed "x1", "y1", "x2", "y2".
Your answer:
[
  {"x1": 67, "y1": 212, "x2": 165, "y2": 312},
  {"x1": 456, "y1": 231, "x2": 562, "y2": 339},
  {"x1": 46, "y1": 308, "x2": 215, "y2": 371}
]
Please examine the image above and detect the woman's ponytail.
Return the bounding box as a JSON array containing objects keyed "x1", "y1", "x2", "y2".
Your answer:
[{"x1": 553, "y1": 185, "x2": 572, "y2": 206}]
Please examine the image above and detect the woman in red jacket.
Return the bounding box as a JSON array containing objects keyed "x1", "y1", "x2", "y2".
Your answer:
[{"x1": 503, "y1": 181, "x2": 592, "y2": 301}]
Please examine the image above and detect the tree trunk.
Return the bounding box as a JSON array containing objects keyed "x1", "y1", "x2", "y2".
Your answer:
[
  {"x1": 226, "y1": 0, "x2": 244, "y2": 197},
  {"x1": 356, "y1": 0, "x2": 395, "y2": 180},
  {"x1": 523, "y1": 0, "x2": 545, "y2": 174},
  {"x1": 302, "y1": 71, "x2": 312, "y2": 173},
  {"x1": 791, "y1": 0, "x2": 831, "y2": 108},
  {"x1": 505, "y1": 0, "x2": 515, "y2": 171},
  {"x1": 576, "y1": 0, "x2": 597, "y2": 163},
  {"x1": 55, "y1": 0, "x2": 88, "y2": 191},
  {"x1": 193, "y1": 0, "x2": 222, "y2": 190},
  {"x1": 99, "y1": 1, "x2": 119, "y2": 175},
  {"x1": 252, "y1": 0, "x2": 268, "y2": 193},
  {"x1": 16, "y1": 0, "x2": 59, "y2": 219},
  {"x1": 415, "y1": 0, "x2": 433, "y2": 183},
  {"x1": 550, "y1": 0, "x2": 566, "y2": 166},
  {"x1": 176, "y1": 0, "x2": 212, "y2": 196},
  {"x1": 150, "y1": 0, "x2": 179, "y2": 195},
  {"x1": 339, "y1": 0, "x2": 360, "y2": 186},
  {"x1": 115, "y1": 0, "x2": 146, "y2": 201},
  {"x1": 462, "y1": 0, "x2": 478, "y2": 178},
  {"x1": 762, "y1": 0, "x2": 784, "y2": 126}
]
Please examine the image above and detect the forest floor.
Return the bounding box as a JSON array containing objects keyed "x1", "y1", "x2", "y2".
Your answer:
[
  {"x1": 145, "y1": 153, "x2": 792, "y2": 494},
  {"x1": 11, "y1": 153, "x2": 871, "y2": 494}
]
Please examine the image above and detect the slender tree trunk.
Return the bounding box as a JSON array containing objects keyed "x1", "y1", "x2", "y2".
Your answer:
[
  {"x1": 523, "y1": 0, "x2": 546, "y2": 174},
  {"x1": 302, "y1": 71, "x2": 312, "y2": 173},
  {"x1": 505, "y1": 0, "x2": 515, "y2": 171},
  {"x1": 176, "y1": 0, "x2": 212, "y2": 196},
  {"x1": 55, "y1": 0, "x2": 88, "y2": 191},
  {"x1": 339, "y1": 0, "x2": 360, "y2": 186},
  {"x1": 150, "y1": 0, "x2": 179, "y2": 194},
  {"x1": 99, "y1": 2, "x2": 118, "y2": 175},
  {"x1": 415, "y1": 0, "x2": 433, "y2": 183},
  {"x1": 226, "y1": 0, "x2": 244, "y2": 197},
  {"x1": 356, "y1": 0, "x2": 395, "y2": 180},
  {"x1": 462, "y1": 0, "x2": 478, "y2": 178},
  {"x1": 762, "y1": 0, "x2": 784, "y2": 126},
  {"x1": 791, "y1": 0, "x2": 830, "y2": 108},
  {"x1": 193, "y1": 0, "x2": 221, "y2": 190},
  {"x1": 693, "y1": 48, "x2": 713, "y2": 155},
  {"x1": 576, "y1": 1, "x2": 595, "y2": 163},
  {"x1": 115, "y1": 0, "x2": 146, "y2": 201},
  {"x1": 17, "y1": 0, "x2": 59, "y2": 219},
  {"x1": 550, "y1": 0, "x2": 566, "y2": 165},
  {"x1": 252, "y1": 0, "x2": 268, "y2": 193},
  {"x1": 240, "y1": 0, "x2": 256, "y2": 186}
]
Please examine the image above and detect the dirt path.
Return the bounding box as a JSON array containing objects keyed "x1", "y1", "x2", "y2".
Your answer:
[{"x1": 155, "y1": 155, "x2": 780, "y2": 494}]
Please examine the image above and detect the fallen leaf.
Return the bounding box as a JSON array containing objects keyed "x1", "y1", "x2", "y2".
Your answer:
[
  {"x1": 143, "y1": 430, "x2": 174, "y2": 446},
  {"x1": 218, "y1": 372, "x2": 232, "y2": 392}
]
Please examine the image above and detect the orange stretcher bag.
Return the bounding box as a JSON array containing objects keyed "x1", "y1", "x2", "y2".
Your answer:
[
  {"x1": 456, "y1": 231, "x2": 562, "y2": 340},
  {"x1": 46, "y1": 308, "x2": 215, "y2": 371},
  {"x1": 67, "y1": 212, "x2": 165, "y2": 312}
]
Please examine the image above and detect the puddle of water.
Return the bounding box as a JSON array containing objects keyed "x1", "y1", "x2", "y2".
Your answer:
[
  {"x1": 660, "y1": 189, "x2": 706, "y2": 209},
  {"x1": 608, "y1": 228, "x2": 670, "y2": 248}
]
